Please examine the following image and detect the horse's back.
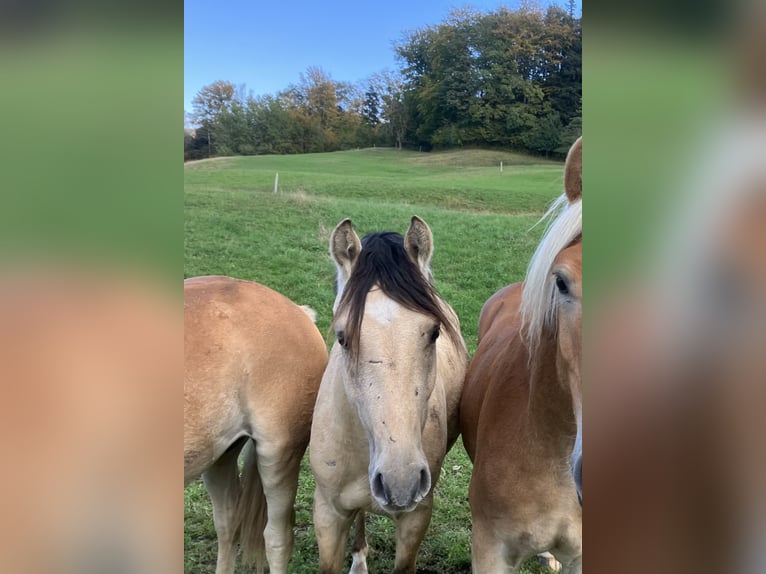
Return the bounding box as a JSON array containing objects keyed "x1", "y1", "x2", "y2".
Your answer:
[
  {"x1": 184, "y1": 276, "x2": 327, "y2": 478},
  {"x1": 460, "y1": 282, "x2": 523, "y2": 461}
]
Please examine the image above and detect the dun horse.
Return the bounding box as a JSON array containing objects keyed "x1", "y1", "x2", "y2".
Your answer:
[
  {"x1": 460, "y1": 137, "x2": 583, "y2": 573},
  {"x1": 310, "y1": 217, "x2": 469, "y2": 574},
  {"x1": 184, "y1": 276, "x2": 328, "y2": 574}
]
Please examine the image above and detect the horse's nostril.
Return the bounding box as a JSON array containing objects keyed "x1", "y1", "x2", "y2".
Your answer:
[
  {"x1": 371, "y1": 472, "x2": 389, "y2": 505},
  {"x1": 418, "y1": 466, "x2": 431, "y2": 498},
  {"x1": 573, "y1": 456, "x2": 582, "y2": 504}
]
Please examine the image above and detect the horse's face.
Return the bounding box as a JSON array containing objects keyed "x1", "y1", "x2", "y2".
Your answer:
[
  {"x1": 556, "y1": 135, "x2": 584, "y2": 504},
  {"x1": 333, "y1": 290, "x2": 437, "y2": 512},
  {"x1": 329, "y1": 217, "x2": 446, "y2": 513},
  {"x1": 552, "y1": 239, "x2": 583, "y2": 503}
]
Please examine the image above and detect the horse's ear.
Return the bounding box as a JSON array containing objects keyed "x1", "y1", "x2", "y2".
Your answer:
[
  {"x1": 330, "y1": 218, "x2": 362, "y2": 282},
  {"x1": 564, "y1": 136, "x2": 582, "y2": 203},
  {"x1": 404, "y1": 216, "x2": 434, "y2": 279}
]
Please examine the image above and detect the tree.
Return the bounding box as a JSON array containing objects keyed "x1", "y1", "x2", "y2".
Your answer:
[
  {"x1": 245, "y1": 95, "x2": 296, "y2": 154},
  {"x1": 369, "y1": 70, "x2": 409, "y2": 149},
  {"x1": 394, "y1": 4, "x2": 581, "y2": 155},
  {"x1": 362, "y1": 90, "x2": 380, "y2": 127},
  {"x1": 282, "y1": 67, "x2": 364, "y2": 152},
  {"x1": 191, "y1": 80, "x2": 236, "y2": 127},
  {"x1": 395, "y1": 11, "x2": 485, "y2": 148},
  {"x1": 191, "y1": 81, "x2": 237, "y2": 155},
  {"x1": 557, "y1": 97, "x2": 582, "y2": 154},
  {"x1": 524, "y1": 112, "x2": 563, "y2": 156},
  {"x1": 184, "y1": 125, "x2": 211, "y2": 160},
  {"x1": 214, "y1": 99, "x2": 249, "y2": 155},
  {"x1": 540, "y1": 6, "x2": 582, "y2": 127},
  {"x1": 182, "y1": 5, "x2": 580, "y2": 158}
]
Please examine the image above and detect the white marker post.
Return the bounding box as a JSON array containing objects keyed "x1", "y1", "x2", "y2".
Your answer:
[
  {"x1": 274, "y1": 172, "x2": 279, "y2": 194},
  {"x1": 500, "y1": 161, "x2": 503, "y2": 172}
]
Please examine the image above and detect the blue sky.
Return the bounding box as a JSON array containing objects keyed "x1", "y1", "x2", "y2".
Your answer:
[{"x1": 184, "y1": 0, "x2": 582, "y2": 116}]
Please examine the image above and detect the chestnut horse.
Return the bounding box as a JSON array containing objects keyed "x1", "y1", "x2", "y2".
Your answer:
[
  {"x1": 310, "y1": 217, "x2": 469, "y2": 574},
  {"x1": 460, "y1": 137, "x2": 582, "y2": 573},
  {"x1": 184, "y1": 276, "x2": 328, "y2": 574}
]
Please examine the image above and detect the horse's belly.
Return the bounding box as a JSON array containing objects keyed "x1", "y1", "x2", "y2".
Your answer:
[{"x1": 183, "y1": 429, "x2": 248, "y2": 485}]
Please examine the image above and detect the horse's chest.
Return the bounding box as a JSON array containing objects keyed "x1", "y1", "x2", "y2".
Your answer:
[{"x1": 338, "y1": 477, "x2": 374, "y2": 510}]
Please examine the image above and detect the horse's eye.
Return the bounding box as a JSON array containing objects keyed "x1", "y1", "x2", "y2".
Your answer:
[
  {"x1": 430, "y1": 326, "x2": 441, "y2": 343},
  {"x1": 555, "y1": 274, "x2": 569, "y2": 296},
  {"x1": 336, "y1": 330, "x2": 346, "y2": 348}
]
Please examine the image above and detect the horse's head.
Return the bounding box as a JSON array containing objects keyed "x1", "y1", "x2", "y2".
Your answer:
[
  {"x1": 329, "y1": 216, "x2": 456, "y2": 513},
  {"x1": 522, "y1": 136, "x2": 583, "y2": 504},
  {"x1": 553, "y1": 237, "x2": 582, "y2": 505},
  {"x1": 559, "y1": 137, "x2": 583, "y2": 504}
]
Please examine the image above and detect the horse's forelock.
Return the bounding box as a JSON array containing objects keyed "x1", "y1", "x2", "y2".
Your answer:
[
  {"x1": 333, "y1": 232, "x2": 459, "y2": 360},
  {"x1": 520, "y1": 194, "x2": 582, "y2": 360}
]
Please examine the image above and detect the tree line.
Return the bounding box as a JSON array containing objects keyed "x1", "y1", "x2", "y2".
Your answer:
[{"x1": 185, "y1": 4, "x2": 581, "y2": 161}]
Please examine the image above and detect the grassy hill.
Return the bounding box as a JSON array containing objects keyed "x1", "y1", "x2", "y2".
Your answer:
[{"x1": 184, "y1": 147, "x2": 564, "y2": 573}]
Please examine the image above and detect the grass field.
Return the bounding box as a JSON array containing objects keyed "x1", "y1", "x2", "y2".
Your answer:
[{"x1": 184, "y1": 147, "x2": 564, "y2": 573}]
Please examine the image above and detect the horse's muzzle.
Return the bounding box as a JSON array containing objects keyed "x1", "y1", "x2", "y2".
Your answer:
[{"x1": 370, "y1": 464, "x2": 431, "y2": 512}]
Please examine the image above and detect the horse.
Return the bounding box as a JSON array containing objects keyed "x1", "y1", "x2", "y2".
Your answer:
[
  {"x1": 184, "y1": 275, "x2": 328, "y2": 574},
  {"x1": 310, "y1": 216, "x2": 469, "y2": 574},
  {"x1": 460, "y1": 137, "x2": 582, "y2": 573}
]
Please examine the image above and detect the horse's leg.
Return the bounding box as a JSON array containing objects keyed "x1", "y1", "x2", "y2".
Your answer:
[
  {"x1": 470, "y1": 517, "x2": 514, "y2": 574},
  {"x1": 391, "y1": 500, "x2": 433, "y2": 574},
  {"x1": 350, "y1": 511, "x2": 368, "y2": 574},
  {"x1": 313, "y1": 486, "x2": 355, "y2": 574},
  {"x1": 254, "y1": 442, "x2": 302, "y2": 574},
  {"x1": 201, "y1": 442, "x2": 245, "y2": 574}
]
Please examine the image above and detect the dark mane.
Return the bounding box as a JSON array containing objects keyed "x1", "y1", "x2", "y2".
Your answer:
[{"x1": 334, "y1": 231, "x2": 459, "y2": 359}]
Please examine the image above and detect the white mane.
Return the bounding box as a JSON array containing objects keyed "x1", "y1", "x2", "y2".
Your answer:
[{"x1": 520, "y1": 193, "x2": 582, "y2": 357}]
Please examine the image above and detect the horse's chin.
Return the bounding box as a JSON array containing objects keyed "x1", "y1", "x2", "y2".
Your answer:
[{"x1": 373, "y1": 498, "x2": 420, "y2": 515}]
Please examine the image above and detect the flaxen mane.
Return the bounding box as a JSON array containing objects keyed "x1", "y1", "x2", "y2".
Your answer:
[{"x1": 520, "y1": 194, "x2": 582, "y2": 359}]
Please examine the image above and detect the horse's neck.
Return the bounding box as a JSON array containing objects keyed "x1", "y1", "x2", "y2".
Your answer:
[
  {"x1": 526, "y1": 332, "x2": 574, "y2": 436},
  {"x1": 436, "y1": 319, "x2": 469, "y2": 447}
]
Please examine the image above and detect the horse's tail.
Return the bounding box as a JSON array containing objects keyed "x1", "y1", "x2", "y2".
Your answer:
[{"x1": 236, "y1": 439, "x2": 267, "y2": 571}]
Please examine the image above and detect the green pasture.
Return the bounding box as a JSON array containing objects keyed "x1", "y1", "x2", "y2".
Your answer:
[{"x1": 184, "y1": 147, "x2": 563, "y2": 573}]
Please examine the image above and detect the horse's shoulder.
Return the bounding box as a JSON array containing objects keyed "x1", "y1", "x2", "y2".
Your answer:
[
  {"x1": 470, "y1": 286, "x2": 524, "y2": 395},
  {"x1": 461, "y1": 282, "x2": 524, "y2": 459}
]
